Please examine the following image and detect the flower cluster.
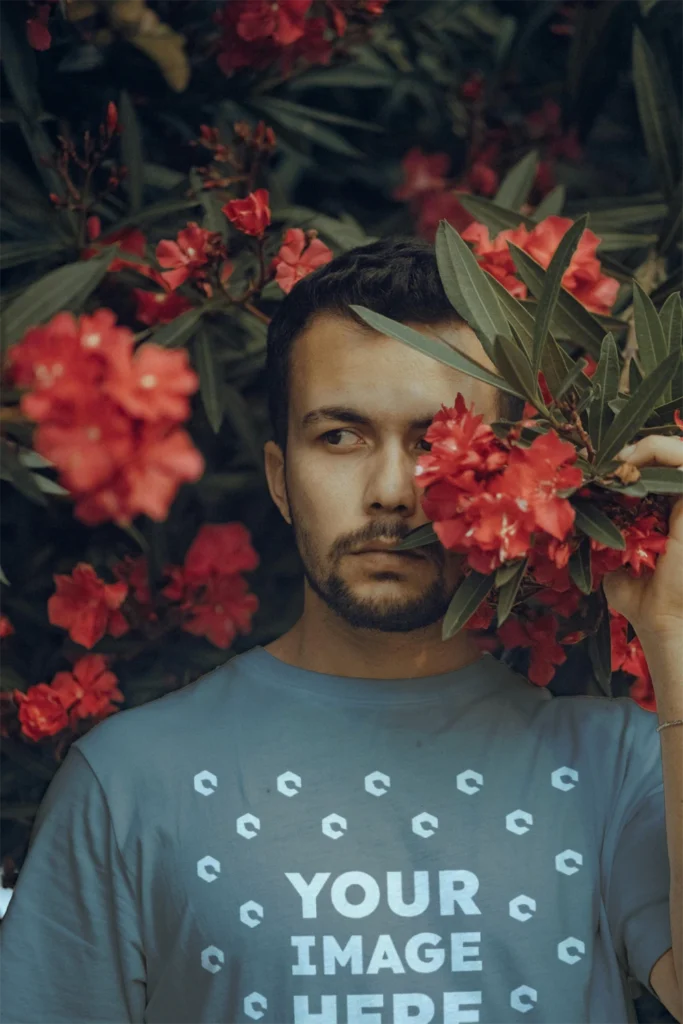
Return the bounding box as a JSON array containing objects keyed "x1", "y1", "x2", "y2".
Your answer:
[
  {"x1": 462, "y1": 216, "x2": 619, "y2": 316},
  {"x1": 162, "y1": 522, "x2": 260, "y2": 648},
  {"x1": 6, "y1": 309, "x2": 204, "y2": 525},
  {"x1": 416, "y1": 395, "x2": 671, "y2": 696},
  {"x1": 12, "y1": 655, "x2": 123, "y2": 742},
  {"x1": 215, "y1": 0, "x2": 388, "y2": 77}
]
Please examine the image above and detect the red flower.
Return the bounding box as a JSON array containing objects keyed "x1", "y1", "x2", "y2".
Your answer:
[
  {"x1": 272, "y1": 228, "x2": 333, "y2": 294},
  {"x1": 133, "y1": 289, "x2": 193, "y2": 326},
  {"x1": 26, "y1": 3, "x2": 52, "y2": 50},
  {"x1": 183, "y1": 523, "x2": 260, "y2": 583},
  {"x1": 47, "y1": 563, "x2": 129, "y2": 649},
  {"x1": 113, "y1": 555, "x2": 152, "y2": 607},
  {"x1": 498, "y1": 613, "x2": 566, "y2": 686},
  {"x1": 591, "y1": 512, "x2": 667, "y2": 585},
  {"x1": 610, "y1": 610, "x2": 655, "y2": 711},
  {"x1": 155, "y1": 223, "x2": 217, "y2": 291},
  {"x1": 105, "y1": 101, "x2": 120, "y2": 136},
  {"x1": 394, "y1": 148, "x2": 450, "y2": 201},
  {"x1": 498, "y1": 432, "x2": 582, "y2": 541},
  {"x1": 236, "y1": 0, "x2": 312, "y2": 45},
  {"x1": 35, "y1": 398, "x2": 135, "y2": 494},
  {"x1": 51, "y1": 654, "x2": 123, "y2": 728},
  {"x1": 86, "y1": 216, "x2": 101, "y2": 241},
  {"x1": 104, "y1": 344, "x2": 199, "y2": 423},
  {"x1": 222, "y1": 189, "x2": 271, "y2": 237},
  {"x1": 416, "y1": 191, "x2": 474, "y2": 242},
  {"x1": 181, "y1": 573, "x2": 259, "y2": 648},
  {"x1": 0, "y1": 615, "x2": 14, "y2": 639},
  {"x1": 415, "y1": 393, "x2": 508, "y2": 494},
  {"x1": 83, "y1": 227, "x2": 157, "y2": 279},
  {"x1": 461, "y1": 221, "x2": 530, "y2": 299},
  {"x1": 464, "y1": 161, "x2": 498, "y2": 197},
  {"x1": 286, "y1": 17, "x2": 333, "y2": 67},
  {"x1": 14, "y1": 684, "x2": 68, "y2": 742},
  {"x1": 460, "y1": 72, "x2": 484, "y2": 102}
]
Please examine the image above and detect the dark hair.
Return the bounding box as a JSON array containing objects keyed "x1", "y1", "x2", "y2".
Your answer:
[{"x1": 266, "y1": 236, "x2": 523, "y2": 452}]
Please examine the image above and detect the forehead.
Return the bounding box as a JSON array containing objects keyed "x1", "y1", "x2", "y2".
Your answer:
[{"x1": 289, "y1": 313, "x2": 499, "y2": 427}]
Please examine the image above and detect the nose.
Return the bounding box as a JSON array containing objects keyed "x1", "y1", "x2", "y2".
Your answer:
[{"x1": 364, "y1": 442, "x2": 423, "y2": 518}]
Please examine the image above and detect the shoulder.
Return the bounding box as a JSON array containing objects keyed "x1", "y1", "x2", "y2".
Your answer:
[{"x1": 71, "y1": 649, "x2": 257, "y2": 783}]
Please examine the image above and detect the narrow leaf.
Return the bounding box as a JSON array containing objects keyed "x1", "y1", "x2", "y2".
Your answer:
[
  {"x1": 532, "y1": 185, "x2": 566, "y2": 220},
  {"x1": 350, "y1": 306, "x2": 521, "y2": 397},
  {"x1": 152, "y1": 307, "x2": 203, "y2": 348},
  {"x1": 509, "y1": 244, "x2": 605, "y2": 356},
  {"x1": 588, "y1": 589, "x2": 612, "y2": 697},
  {"x1": 532, "y1": 216, "x2": 589, "y2": 377},
  {"x1": 496, "y1": 558, "x2": 527, "y2": 625},
  {"x1": 194, "y1": 331, "x2": 223, "y2": 433},
  {"x1": 442, "y1": 571, "x2": 496, "y2": 640},
  {"x1": 1, "y1": 251, "x2": 114, "y2": 353},
  {"x1": 573, "y1": 502, "x2": 625, "y2": 549},
  {"x1": 637, "y1": 467, "x2": 683, "y2": 495},
  {"x1": 554, "y1": 358, "x2": 589, "y2": 400},
  {"x1": 588, "y1": 333, "x2": 620, "y2": 449},
  {"x1": 394, "y1": 524, "x2": 439, "y2": 552},
  {"x1": 659, "y1": 291, "x2": 682, "y2": 357},
  {"x1": 494, "y1": 151, "x2": 539, "y2": 211},
  {"x1": 0, "y1": 566, "x2": 8, "y2": 585},
  {"x1": 455, "y1": 194, "x2": 535, "y2": 235},
  {"x1": 569, "y1": 537, "x2": 592, "y2": 594},
  {"x1": 632, "y1": 282, "x2": 667, "y2": 378},
  {"x1": 435, "y1": 221, "x2": 512, "y2": 357},
  {"x1": 119, "y1": 91, "x2": 144, "y2": 214},
  {"x1": 493, "y1": 335, "x2": 539, "y2": 407},
  {"x1": 632, "y1": 28, "x2": 681, "y2": 198},
  {"x1": 595, "y1": 347, "x2": 682, "y2": 469}
]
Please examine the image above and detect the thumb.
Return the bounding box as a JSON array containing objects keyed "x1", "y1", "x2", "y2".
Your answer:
[{"x1": 602, "y1": 569, "x2": 636, "y2": 620}]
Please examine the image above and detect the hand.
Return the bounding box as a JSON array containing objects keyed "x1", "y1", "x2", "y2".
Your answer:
[{"x1": 603, "y1": 435, "x2": 683, "y2": 642}]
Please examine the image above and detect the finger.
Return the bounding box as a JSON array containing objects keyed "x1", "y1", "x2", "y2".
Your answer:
[{"x1": 618, "y1": 435, "x2": 683, "y2": 468}]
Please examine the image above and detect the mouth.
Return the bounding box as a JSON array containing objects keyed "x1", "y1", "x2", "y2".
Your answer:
[{"x1": 352, "y1": 547, "x2": 425, "y2": 560}]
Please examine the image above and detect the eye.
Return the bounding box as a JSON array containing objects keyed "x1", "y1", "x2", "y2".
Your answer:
[
  {"x1": 320, "y1": 429, "x2": 359, "y2": 447},
  {"x1": 418, "y1": 438, "x2": 432, "y2": 452}
]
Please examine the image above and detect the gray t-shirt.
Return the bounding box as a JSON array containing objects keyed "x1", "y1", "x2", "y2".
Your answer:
[{"x1": 0, "y1": 647, "x2": 671, "y2": 1024}]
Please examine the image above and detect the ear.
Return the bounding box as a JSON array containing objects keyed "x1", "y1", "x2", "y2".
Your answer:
[{"x1": 264, "y1": 439, "x2": 291, "y2": 525}]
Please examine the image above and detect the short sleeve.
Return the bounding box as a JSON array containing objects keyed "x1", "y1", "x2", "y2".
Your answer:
[
  {"x1": 0, "y1": 745, "x2": 147, "y2": 1023},
  {"x1": 603, "y1": 699, "x2": 672, "y2": 1000}
]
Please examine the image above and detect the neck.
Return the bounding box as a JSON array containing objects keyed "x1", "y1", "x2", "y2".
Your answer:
[{"x1": 265, "y1": 588, "x2": 483, "y2": 681}]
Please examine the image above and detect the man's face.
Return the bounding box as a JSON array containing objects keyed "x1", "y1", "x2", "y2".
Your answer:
[{"x1": 264, "y1": 313, "x2": 500, "y2": 633}]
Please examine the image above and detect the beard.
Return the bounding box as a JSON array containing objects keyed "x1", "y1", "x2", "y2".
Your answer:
[{"x1": 290, "y1": 508, "x2": 456, "y2": 634}]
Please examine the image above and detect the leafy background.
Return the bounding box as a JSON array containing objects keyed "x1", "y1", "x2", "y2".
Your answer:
[{"x1": 0, "y1": 2, "x2": 681, "y2": 1018}]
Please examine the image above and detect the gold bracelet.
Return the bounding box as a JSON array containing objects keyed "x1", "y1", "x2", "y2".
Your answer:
[{"x1": 656, "y1": 719, "x2": 683, "y2": 733}]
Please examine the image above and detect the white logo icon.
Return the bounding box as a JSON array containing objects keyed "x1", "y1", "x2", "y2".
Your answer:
[
  {"x1": 506, "y1": 809, "x2": 533, "y2": 834},
  {"x1": 364, "y1": 771, "x2": 390, "y2": 796},
  {"x1": 322, "y1": 813, "x2": 347, "y2": 838},
  {"x1": 558, "y1": 936, "x2": 585, "y2": 965},
  {"x1": 236, "y1": 813, "x2": 260, "y2": 839},
  {"x1": 277, "y1": 771, "x2": 302, "y2": 797},
  {"x1": 244, "y1": 992, "x2": 268, "y2": 1020},
  {"x1": 194, "y1": 770, "x2": 218, "y2": 796},
  {"x1": 551, "y1": 766, "x2": 579, "y2": 791},
  {"x1": 197, "y1": 855, "x2": 220, "y2": 883},
  {"x1": 555, "y1": 849, "x2": 583, "y2": 875},
  {"x1": 456, "y1": 769, "x2": 483, "y2": 795},
  {"x1": 240, "y1": 900, "x2": 264, "y2": 928},
  {"x1": 510, "y1": 985, "x2": 538, "y2": 1013},
  {"x1": 509, "y1": 894, "x2": 537, "y2": 922},
  {"x1": 201, "y1": 945, "x2": 224, "y2": 973},
  {"x1": 412, "y1": 812, "x2": 438, "y2": 837}
]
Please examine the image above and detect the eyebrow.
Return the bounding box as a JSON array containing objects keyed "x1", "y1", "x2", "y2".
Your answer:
[{"x1": 301, "y1": 406, "x2": 436, "y2": 430}]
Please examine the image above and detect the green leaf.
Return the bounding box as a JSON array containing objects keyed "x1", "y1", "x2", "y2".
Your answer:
[
  {"x1": 493, "y1": 335, "x2": 539, "y2": 407},
  {"x1": 588, "y1": 333, "x2": 620, "y2": 449},
  {"x1": 573, "y1": 501, "x2": 625, "y2": 549},
  {"x1": 637, "y1": 467, "x2": 683, "y2": 495},
  {"x1": 194, "y1": 330, "x2": 223, "y2": 433},
  {"x1": 0, "y1": 442, "x2": 47, "y2": 506},
  {"x1": 632, "y1": 28, "x2": 681, "y2": 198},
  {"x1": 394, "y1": 524, "x2": 440, "y2": 552},
  {"x1": 657, "y1": 182, "x2": 682, "y2": 255},
  {"x1": 554, "y1": 358, "x2": 589, "y2": 400},
  {"x1": 632, "y1": 282, "x2": 668, "y2": 378},
  {"x1": 0, "y1": 251, "x2": 115, "y2": 353},
  {"x1": 532, "y1": 185, "x2": 566, "y2": 220},
  {"x1": 509, "y1": 244, "x2": 606, "y2": 357},
  {"x1": 650, "y1": 398, "x2": 683, "y2": 424},
  {"x1": 442, "y1": 571, "x2": 496, "y2": 640},
  {"x1": 350, "y1": 306, "x2": 522, "y2": 397},
  {"x1": 494, "y1": 151, "x2": 539, "y2": 211},
  {"x1": 595, "y1": 347, "x2": 682, "y2": 469},
  {"x1": 659, "y1": 292, "x2": 683, "y2": 354},
  {"x1": 288, "y1": 66, "x2": 396, "y2": 90},
  {"x1": 588, "y1": 589, "x2": 612, "y2": 697},
  {"x1": 151, "y1": 308, "x2": 203, "y2": 348},
  {"x1": 595, "y1": 231, "x2": 659, "y2": 252},
  {"x1": 496, "y1": 558, "x2": 527, "y2": 625},
  {"x1": 119, "y1": 90, "x2": 144, "y2": 214},
  {"x1": 455, "y1": 194, "x2": 534, "y2": 235},
  {"x1": 569, "y1": 537, "x2": 592, "y2": 594},
  {"x1": 221, "y1": 382, "x2": 264, "y2": 468},
  {"x1": 248, "y1": 96, "x2": 383, "y2": 133},
  {"x1": 0, "y1": 566, "x2": 8, "y2": 585},
  {"x1": 251, "y1": 98, "x2": 364, "y2": 158},
  {"x1": 0, "y1": 5, "x2": 42, "y2": 121},
  {"x1": 435, "y1": 221, "x2": 511, "y2": 358},
  {"x1": 0, "y1": 238, "x2": 70, "y2": 271},
  {"x1": 532, "y1": 215, "x2": 588, "y2": 377}
]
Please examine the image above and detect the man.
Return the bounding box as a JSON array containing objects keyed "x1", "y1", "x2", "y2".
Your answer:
[{"x1": 1, "y1": 238, "x2": 681, "y2": 1024}]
